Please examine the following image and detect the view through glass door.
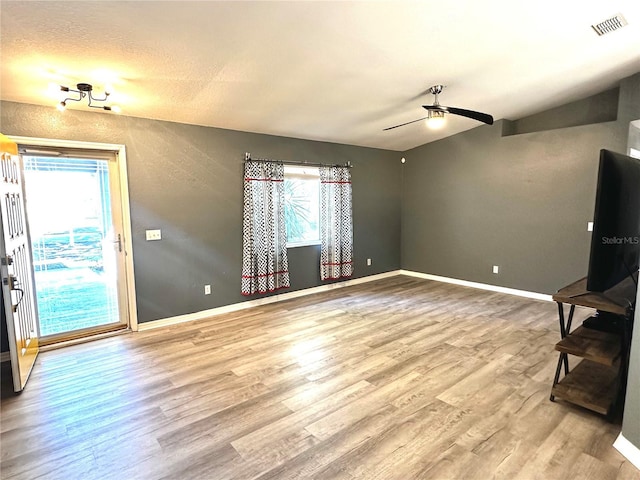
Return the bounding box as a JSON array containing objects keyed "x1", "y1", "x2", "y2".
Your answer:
[{"x1": 23, "y1": 153, "x2": 128, "y2": 340}]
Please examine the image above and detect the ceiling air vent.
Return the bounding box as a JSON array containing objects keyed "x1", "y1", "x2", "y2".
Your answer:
[{"x1": 592, "y1": 13, "x2": 628, "y2": 36}]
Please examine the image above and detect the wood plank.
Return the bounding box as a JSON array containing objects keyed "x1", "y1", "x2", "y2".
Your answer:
[
  {"x1": 513, "y1": 412, "x2": 604, "y2": 480},
  {"x1": 304, "y1": 370, "x2": 425, "y2": 440},
  {"x1": 566, "y1": 452, "x2": 619, "y2": 480},
  {"x1": 231, "y1": 379, "x2": 374, "y2": 458}
]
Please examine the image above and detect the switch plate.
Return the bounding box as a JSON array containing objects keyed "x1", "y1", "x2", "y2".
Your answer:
[
  {"x1": 493, "y1": 265, "x2": 499, "y2": 274},
  {"x1": 146, "y1": 229, "x2": 162, "y2": 241},
  {"x1": 367, "y1": 258, "x2": 372, "y2": 266},
  {"x1": 204, "y1": 284, "x2": 211, "y2": 295},
  {"x1": 587, "y1": 221, "x2": 594, "y2": 232}
]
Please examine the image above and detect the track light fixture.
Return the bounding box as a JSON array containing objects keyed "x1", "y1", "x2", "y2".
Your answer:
[{"x1": 57, "y1": 83, "x2": 120, "y2": 113}]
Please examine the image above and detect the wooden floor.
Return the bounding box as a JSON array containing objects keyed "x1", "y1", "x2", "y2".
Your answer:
[{"x1": 1, "y1": 275, "x2": 639, "y2": 480}]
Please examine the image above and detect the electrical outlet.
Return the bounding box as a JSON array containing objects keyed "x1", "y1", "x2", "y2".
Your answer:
[
  {"x1": 204, "y1": 284, "x2": 211, "y2": 295},
  {"x1": 146, "y1": 229, "x2": 162, "y2": 241},
  {"x1": 367, "y1": 258, "x2": 372, "y2": 266},
  {"x1": 493, "y1": 265, "x2": 499, "y2": 274}
]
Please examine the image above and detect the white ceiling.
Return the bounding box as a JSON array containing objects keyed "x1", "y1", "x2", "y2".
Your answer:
[{"x1": 1, "y1": 1, "x2": 639, "y2": 151}]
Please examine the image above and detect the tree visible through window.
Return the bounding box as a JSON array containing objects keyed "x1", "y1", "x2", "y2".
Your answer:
[{"x1": 284, "y1": 166, "x2": 320, "y2": 246}]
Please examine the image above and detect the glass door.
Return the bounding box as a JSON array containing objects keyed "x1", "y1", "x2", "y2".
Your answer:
[{"x1": 22, "y1": 153, "x2": 128, "y2": 340}]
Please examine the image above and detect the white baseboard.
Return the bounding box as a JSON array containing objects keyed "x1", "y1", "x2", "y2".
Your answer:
[
  {"x1": 2, "y1": 269, "x2": 553, "y2": 339},
  {"x1": 139, "y1": 269, "x2": 553, "y2": 331},
  {"x1": 614, "y1": 433, "x2": 640, "y2": 470},
  {"x1": 399, "y1": 270, "x2": 554, "y2": 302},
  {"x1": 138, "y1": 270, "x2": 401, "y2": 331}
]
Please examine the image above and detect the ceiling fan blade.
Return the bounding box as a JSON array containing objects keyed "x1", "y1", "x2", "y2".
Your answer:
[
  {"x1": 446, "y1": 106, "x2": 494, "y2": 125},
  {"x1": 423, "y1": 105, "x2": 493, "y2": 125},
  {"x1": 383, "y1": 116, "x2": 429, "y2": 131}
]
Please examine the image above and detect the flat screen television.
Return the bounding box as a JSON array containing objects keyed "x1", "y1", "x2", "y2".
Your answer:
[{"x1": 586, "y1": 149, "x2": 640, "y2": 292}]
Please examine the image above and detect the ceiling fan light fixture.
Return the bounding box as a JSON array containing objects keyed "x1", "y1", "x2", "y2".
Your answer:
[
  {"x1": 383, "y1": 84, "x2": 493, "y2": 131},
  {"x1": 426, "y1": 110, "x2": 446, "y2": 129}
]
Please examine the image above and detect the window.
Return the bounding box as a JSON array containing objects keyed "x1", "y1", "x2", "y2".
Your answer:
[{"x1": 284, "y1": 166, "x2": 320, "y2": 246}]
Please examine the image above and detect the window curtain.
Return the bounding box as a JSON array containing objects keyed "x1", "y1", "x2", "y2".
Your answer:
[
  {"x1": 320, "y1": 166, "x2": 353, "y2": 280},
  {"x1": 241, "y1": 161, "x2": 290, "y2": 295}
]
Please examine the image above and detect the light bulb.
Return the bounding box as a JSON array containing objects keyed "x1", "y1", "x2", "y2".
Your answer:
[
  {"x1": 426, "y1": 111, "x2": 446, "y2": 129},
  {"x1": 427, "y1": 117, "x2": 445, "y2": 129},
  {"x1": 57, "y1": 101, "x2": 66, "y2": 112}
]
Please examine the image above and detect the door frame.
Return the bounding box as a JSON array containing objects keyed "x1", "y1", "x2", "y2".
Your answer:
[{"x1": 9, "y1": 136, "x2": 139, "y2": 332}]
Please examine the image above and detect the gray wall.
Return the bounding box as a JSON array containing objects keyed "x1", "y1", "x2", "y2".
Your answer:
[
  {"x1": 622, "y1": 280, "x2": 640, "y2": 454},
  {"x1": 401, "y1": 73, "x2": 640, "y2": 294},
  {"x1": 502, "y1": 87, "x2": 619, "y2": 136},
  {"x1": 621, "y1": 117, "x2": 640, "y2": 455},
  {"x1": 0, "y1": 101, "x2": 401, "y2": 324}
]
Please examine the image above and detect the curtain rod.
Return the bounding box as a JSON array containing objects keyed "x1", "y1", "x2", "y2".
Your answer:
[{"x1": 244, "y1": 152, "x2": 352, "y2": 168}]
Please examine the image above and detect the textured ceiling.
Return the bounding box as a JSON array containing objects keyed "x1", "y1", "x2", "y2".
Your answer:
[{"x1": 1, "y1": 1, "x2": 639, "y2": 151}]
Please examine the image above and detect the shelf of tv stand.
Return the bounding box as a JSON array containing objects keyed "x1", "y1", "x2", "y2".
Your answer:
[
  {"x1": 554, "y1": 325, "x2": 621, "y2": 366},
  {"x1": 552, "y1": 276, "x2": 636, "y2": 317},
  {"x1": 550, "y1": 359, "x2": 619, "y2": 415}
]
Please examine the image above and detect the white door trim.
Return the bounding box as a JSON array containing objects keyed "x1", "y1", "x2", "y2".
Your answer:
[{"x1": 8, "y1": 135, "x2": 139, "y2": 331}]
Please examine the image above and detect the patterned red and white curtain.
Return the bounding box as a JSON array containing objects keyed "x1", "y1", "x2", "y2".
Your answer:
[
  {"x1": 320, "y1": 166, "x2": 353, "y2": 280},
  {"x1": 241, "y1": 161, "x2": 290, "y2": 295}
]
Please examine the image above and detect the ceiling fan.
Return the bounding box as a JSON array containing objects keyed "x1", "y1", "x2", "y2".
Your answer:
[{"x1": 383, "y1": 85, "x2": 494, "y2": 131}]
